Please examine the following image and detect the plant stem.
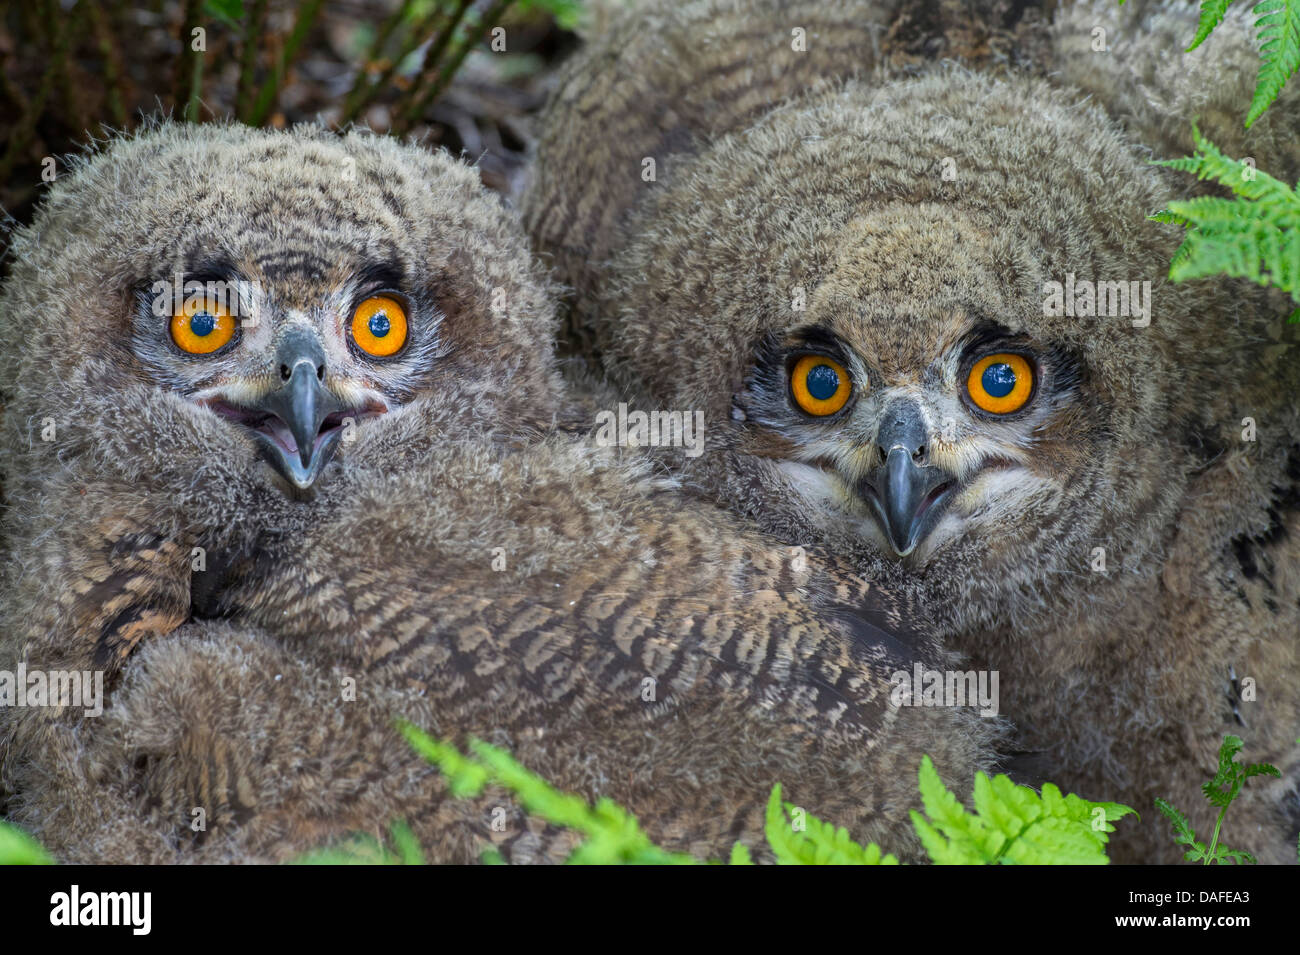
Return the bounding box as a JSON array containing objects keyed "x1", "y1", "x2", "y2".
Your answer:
[
  {"x1": 341, "y1": 4, "x2": 446, "y2": 126},
  {"x1": 0, "y1": 0, "x2": 70, "y2": 186},
  {"x1": 87, "y1": 1, "x2": 129, "y2": 128},
  {"x1": 339, "y1": 0, "x2": 417, "y2": 123},
  {"x1": 1204, "y1": 807, "x2": 1227, "y2": 864},
  {"x1": 236, "y1": 0, "x2": 270, "y2": 122},
  {"x1": 186, "y1": 45, "x2": 205, "y2": 122},
  {"x1": 394, "y1": 0, "x2": 493, "y2": 135},
  {"x1": 175, "y1": 0, "x2": 202, "y2": 120},
  {"x1": 246, "y1": 0, "x2": 326, "y2": 127},
  {"x1": 54, "y1": 0, "x2": 88, "y2": 133}
]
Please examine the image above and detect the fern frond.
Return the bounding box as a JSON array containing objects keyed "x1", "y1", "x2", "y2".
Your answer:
[
  {"x1": 1156, "y1": 128, "x2": 1297, "y2": 203},
  {"x1": 292, "y1": 822, "x2": 423, "y2": 865},
  {"x1": 0, "y1": 821, "x2": 54, "y2": 865},
  {"x1": 1210, "y1": 846, "x2": 1258, "y2": 864},
  {"x1": 398, "y1": 724, "x2": 703, "y2": 864},
  {"x1": 763, "y1": 784, "x2": 899, "y2": 864},
  {"x1": 1155, "y1": 797, "x2": 1206, "y2": 861},
  {"x1": 397, "y1": 720, "x2": 489, "y2": 798},
  {"x1": 1152, "y1": 128, "x2": 1300, "y2": 308},
  {"x1": 1241, "y1": 761, "x2": 1284, "y2": 780},
  {"x1": 1248, "y1": 0, "x2": 1300, "y2": 126},
  {"x1": 913, "y1": 756, "x2": 1133, "y2": 865},
  {"x1": 1157, "y1": 736, "x2": 1279, "y2": 864},
  {"x1": 1189, "y1": 0, "x2": 1234, "y2": 50},
  {"x1": 729, "y1": 842, "x2": 755, "y2": 865}
]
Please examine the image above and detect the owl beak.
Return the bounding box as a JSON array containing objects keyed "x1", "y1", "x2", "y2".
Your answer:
[
  {"x1": 200, "y1": 333, "x2": 389, "y2": 492},
  {"x1": 862, "y1": 400, "x2": 957, "y2": 557},
  {"x1": 239, "y1": 329, "x2": 350, "y2": 490},
  {"x1": 251, "y1": 359, "x2": 347, "y2": 489}
]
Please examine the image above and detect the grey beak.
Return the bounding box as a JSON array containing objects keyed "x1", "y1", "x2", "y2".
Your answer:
[
  {"x1": 248, "y1": 329, "x2": 346, "y2": 489},
  {"x1": 862, "y1": 400, "x2": 956, "y2": 556}
]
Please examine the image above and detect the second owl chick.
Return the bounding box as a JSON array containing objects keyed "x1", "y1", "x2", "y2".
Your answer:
[{"x1": 524, "y1": 0, "x2": 1300, "y2": 862}]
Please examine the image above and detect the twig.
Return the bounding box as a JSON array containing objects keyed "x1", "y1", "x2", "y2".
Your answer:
[
  {"x1": 342, "y1": 8, "x2": 459, "y2": 127},
  {"x1": 175, "y1": 0, "x2": 203, "y2": 121},
  {"x1": 186, "y1": 45, "x2": 205, "y2": 122},
  {"x1": 341, "y1": 4, "x2": 447, "y2": 126},
  {"x1": 395, "y1": 0, "x2": 502, "y2": 135},
  {"x1": 0, "y1": 49, "x2": 31, "y2": 115},
  {"x1": 86, "y1": 0, "x2": 129, "y2": 128},
  {"x1": 339, "y1": 0, "x2": 417, "y2": 122},
  {"x1": 236, "y1": 0, "x2": 270, "y2": 122},
  {"x1": 395, "y1": 0, "x2": 475, "y2": 117},
  {"x1": 0, "y1": 0, "x2": 72, "y2": 185},
  {"x1": 54, "y1": 0, "x2": 90, "y2": 134},
  {"x1": 246, "y1": 0, "x2": 326, "y2": 127}
]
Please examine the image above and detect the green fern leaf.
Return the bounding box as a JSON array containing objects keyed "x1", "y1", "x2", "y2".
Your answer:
[
  {"x1": 0, "y1": 821, "x2": 54, "y2": 865},
  {"x1": 913, "y1": 756, "x2": 1133, "y2": 864},
  {"x1": 388, "y1": 821, "x2": 425, "y2": 865},
  {"x1": 1189, "y1": 0, "x2": 1235, "y2": 50},
  {"x1": 1156, "y1": 797, "x2": 1210, "y2": 862},
  {"x1": 1248, "y1": 0, "x2": 1300, "y2": 127},
  {"x1": 729, "y1": 842, "x2": 755, "y2": 865},
  {"x1": 915, "y1": 756, "x2": 1001, "y2": 861},
  {"x1": 397, "y1": 720, "x2": 490, "y2": 798},
  {"x1": 1157, "y1": 736, "x2": 1278, "y2": 864},
  {"x1": 397, "y1": 723, "x2": 699, "y2": 864},
  {"x1": 1211, "y1": 845, "x2": 1258, "y2": 864},
  {"x1": 1155, "y1": 797, "x2": 1196, "y2": 843},
  {"x1": 1241, "y1": 761, "x2": 1284, "y2": 780},
  {"x1": 1153, "y1": 128, "x2": 1300, "y2": 307},
  {"x1": 763, "y1": 784, "x2": 899, "y2": 864},
  {"x1": 292, "y1": 827, "x2": 412, "y2": 865}
]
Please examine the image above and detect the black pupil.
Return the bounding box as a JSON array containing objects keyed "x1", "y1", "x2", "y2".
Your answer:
[
  {"x1": 190, "y1": 311, "x2": 216, "y2": 337},
  {"x1": 368, "y1": 312, "x2": 391, "y2": 338},
  {"x1": 806, "y1": 363, "x2": 840, "y2": 401},
  {"x1": 982, "y1": 362, "x2": 1016, "y2": 398}
]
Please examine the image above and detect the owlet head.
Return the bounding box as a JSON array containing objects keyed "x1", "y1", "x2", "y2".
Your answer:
[
  {"x1": 1, "y1": 122, "x2": 559, "y2": 504},
  {"x1": 597, "y1": 73, "x2": 1269, "y2": 614}
]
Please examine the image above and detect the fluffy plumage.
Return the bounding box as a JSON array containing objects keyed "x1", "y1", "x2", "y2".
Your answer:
[
  {"x1": 523, "y1": 0, "x2": 1300, "y2": 862},
  {"x1": 0, "y1": 122, "x2": 999, "y2": 862}
]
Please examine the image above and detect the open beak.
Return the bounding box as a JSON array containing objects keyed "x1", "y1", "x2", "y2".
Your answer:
[
  {"x1": 204, "y1": 329, "x2": 385, "y2": 491},
  {"x1": 249, "y1": 357, "x2": 346, "y2": 489},
  {"x1": 861, "y1": 399, "x2": 957, "y2": 556}
]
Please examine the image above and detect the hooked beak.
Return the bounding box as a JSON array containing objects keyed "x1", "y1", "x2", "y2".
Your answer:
[
  {"x1": 203, "y1": 329, "x2": 385, "y2": 491},
  {"x1": 861, "y1": 399, "x2": 957, "y2": 556},
  {"x1": 252, "y1": 358, "x2": 345, "y2": 489}
]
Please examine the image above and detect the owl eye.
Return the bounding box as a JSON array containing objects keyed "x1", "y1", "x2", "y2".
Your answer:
[
  {"x1": 790, "y1": 354, "x2": 853, "y2": 416},
  {"x1": 351, "y1": 295, "x2": 408, "y2": 358},
  {"x1": 171, "y1": 296, "x2": 236, "y2": 355},
  {"x1": 966, "y1": 353, "x2": 1034, "y2": 414}
]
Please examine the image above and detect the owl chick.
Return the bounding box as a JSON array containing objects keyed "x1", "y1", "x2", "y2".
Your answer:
[
  {"x1": 0, "y1": 122, "x2": 1000, "y2": 863},
  {"x1": 523, "y1": 0, "x2": 1300, "y2": 862}
]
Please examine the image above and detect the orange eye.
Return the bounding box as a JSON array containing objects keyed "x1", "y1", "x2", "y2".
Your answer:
[
  {"x1": 351, "y1": 295, "x2": 408, "y2": 358},
  {"x1": 171, "y1": 297, "x2": 236, "y2": 355},
  {"x1": 790, "y1": 354, "x2": 853, "y2": 416},
  {"x1": 966, "y1": 353, "x2": 1034, "y2": 414}
]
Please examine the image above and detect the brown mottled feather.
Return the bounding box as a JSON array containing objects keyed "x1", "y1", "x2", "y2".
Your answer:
[
  {"x1": 0, "y1": 122, "x2": 1000, "y2": 863},
  {"x1": 523, "y1": 0, "x2": 1300, "y2": 862}
]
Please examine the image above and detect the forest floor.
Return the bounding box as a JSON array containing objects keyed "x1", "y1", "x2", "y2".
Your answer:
[{"x1": 0, "y1": 0, "x2": 581, "y2": 229}]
